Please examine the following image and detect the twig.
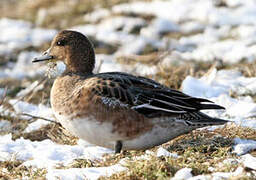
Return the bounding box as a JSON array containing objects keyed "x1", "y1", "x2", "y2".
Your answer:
[
  {"x1": 20, "y1": 113, "x2": 58, "y2": 124},
  {"x1": 1, "y1": 77, "x2": 47, "y2": 113},
  {"x1": 95, "y1": 59, "x2": 103, "y2": 73},
  {"x1": 0, "y1": 87, "x2": 7, "y2": 106},
  {"x1": 25, "y1": 78, "x2": 48, "y2": 102}
]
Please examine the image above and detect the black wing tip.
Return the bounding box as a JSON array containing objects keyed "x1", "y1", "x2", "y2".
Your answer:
[
  {"x1": 197, "y1": 118, "x2": 229, "y2": 126},
  {"x1": 187, "y1": 115, "x2": 229, "y2": 126},
  {"x1": 214, "y1": 117, "x2": 229, "y2": 123},
  {"x1": 199, "y1": 103, "x2": 225, "y2": 110},
  {"x1": 195, "y1": 97, "x2": 214, "y2": 103}
]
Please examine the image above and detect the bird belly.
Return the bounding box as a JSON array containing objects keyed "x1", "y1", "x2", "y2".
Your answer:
[
  {"x1": 54, "y1": 112, "x2": 125, "y2": 149},
  {"x1": 122, "y1": 120, "x2": 194, "y2": 150},
  {"x1": 55, "y1": 112, "x2": 196, "y2": 150}
]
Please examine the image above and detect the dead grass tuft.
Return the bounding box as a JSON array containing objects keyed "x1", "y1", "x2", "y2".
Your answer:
[
  {"x1": 103, "y1": 156, "x2": 177, "y2": 180},
  {"x1": 214, "y1": 123, "x2": 256, "y2": 140},
  {"x1": 16, "y1": 123, "x2": 78, "y2": 145},
  {"x1": 0, "y1": 159, "x2": 47, "y2": 179},
  {"x1": 66, "y1": 159, "x2": 96, "y2": 169}
]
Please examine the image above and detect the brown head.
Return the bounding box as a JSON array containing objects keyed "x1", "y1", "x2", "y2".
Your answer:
[{"x1": 33, "y1": 30, "x2": 95, "y2": 74}]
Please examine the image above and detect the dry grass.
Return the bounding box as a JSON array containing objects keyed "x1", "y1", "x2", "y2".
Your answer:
[
  {"x1": 103, "y1": 125, "x2": 256, "y2": 180},
  {"x1": 214, "y1": 123, "x2": 256, "y2": 140},
  {"x1": 0, "y1": 159, "x2": 47, "y2": 179},
  {"x1": 117, "y1": 53, "x2": 216, "y2": 89},
  {"x1": 0, "y1": 0, "x2": 141, "y2": 29},
  {"x1": 234, "y1": 61, "x2": 256, "y2": 78},
  {"x1": 1, "y1": 1, "x2": 256, "y2": 179},
  {"x1": 1, "y1": 123, "x2": 255, "y2": 179},
  {"x1": 1, "y1": 46, "x2": 256, "y2": 180},
  {"x1": 12, "y1": 123, "x2": 78, "y2": 145}
]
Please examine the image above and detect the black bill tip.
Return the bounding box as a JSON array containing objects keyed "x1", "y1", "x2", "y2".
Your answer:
[{"x1": 32, "y1": 55, "x2": 53, "y2": 63}]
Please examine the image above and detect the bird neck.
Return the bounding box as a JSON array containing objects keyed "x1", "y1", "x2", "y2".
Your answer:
[{"x1": 65, "y1": 48, "x2": 95, "y2": 75}]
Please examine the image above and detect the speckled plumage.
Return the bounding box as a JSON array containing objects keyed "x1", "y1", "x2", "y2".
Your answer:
[{"x1": 33, "y1": 30, "x2": 228, "y2": 152}]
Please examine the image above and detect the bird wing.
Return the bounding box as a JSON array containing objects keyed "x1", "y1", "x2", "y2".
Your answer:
[{"x1": 88, "y1": 72, "x2": 224, "y2": 118}]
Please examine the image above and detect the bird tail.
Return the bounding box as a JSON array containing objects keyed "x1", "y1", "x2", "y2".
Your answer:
[{"x1": 186, "y1": 112, "x2": 229, "y2": 127}]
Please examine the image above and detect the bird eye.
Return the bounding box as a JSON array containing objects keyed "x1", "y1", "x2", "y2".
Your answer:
[{"x1": 56, "y1": 40, "x2": 66, "y2": 46}]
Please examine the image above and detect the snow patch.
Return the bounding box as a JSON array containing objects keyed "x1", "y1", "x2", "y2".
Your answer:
[
  {"x1": 172, "y1": 168, "x2": 193, "y2": 180},
  {"x1": 156, "y1": 147, "x2": 178, "y2": 158},
  {"x1": 233, "y1": 138, "x2": 256, "y2": 155},
  {"x1": 0, "y1": 134, "x2": 113, "y2": 168},
  {"x1": 9, "y1": 100, "x2": 54, "y2": 132},
  {"x1": 241, "y1": 154, "x2": 256, "y2": 170},
  {"x1": 0, "y1": 18, "x2": 56, "y2": 56},
  {"x1": 46, "y1": 164, "x2": 126, "y2": 180}
]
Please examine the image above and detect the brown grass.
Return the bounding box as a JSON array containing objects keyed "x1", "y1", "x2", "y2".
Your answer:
[
  {"x1": 0, "y1": 159, "x2": 47, "y2": 179},
  {"x1": 102, "y1": 124, "x2": 256, "y2": 180},
  {"x1": 13, "y1": 122, "x2": 78, "y2": 145},
  {"x1": 1, "y1": 1, "x2": 256, "y2": 179},
  {"x1": 0, "y1": 0, "x2": 140, "y2": 29},
  {"x1": 117, "y1": 53, "x2": 216, "y2": 89}
]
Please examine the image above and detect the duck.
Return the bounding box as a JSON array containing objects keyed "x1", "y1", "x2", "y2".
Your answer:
[{"x1": 33, "y1": 30, "x2": 228, "y2": 153}]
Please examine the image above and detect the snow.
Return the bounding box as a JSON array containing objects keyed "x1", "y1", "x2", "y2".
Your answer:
[
  {"x1": 183, "y1": 67, "x2": 256, "y2": 98},
  {"x1": 0, "y1": 134, "x2": 113, "y2": 167},
  {"x1": 72, "y1": 15, "x2": 165, "y2": 55},
  {"x1": 0, "y1": 133, "x2": 124, "y2": 179},
  {"x1": 46, "y1": 164, "x2": 126, "y2": 180},
  {"x1": 0, "y1": 51, "x2": 48, "y2": 79},
  {"x1": 99, "y1": 16, "x2": 146, "y2": 33},
  {"x1": 16, "y1": 80, "x2": 44, "y2": 98},
  {"x1": 180, "y1": 21, "x2": 205, "y2": 34},
  {"x1": 0, "y1": 88, "x2": 6, "y2": 97},
  {"x1": 112, "y1": 0, "x2": 256, "y2": 62},
  {"x1": 84, "y1": 8, "x2": 111, "y2": 23},
  {"x1": 95, "y1": 54, "x2": 122, "y2": 73},
  {"x1": 188, "y1": 166, "x2": 245, "y2": 180},
  {"x1": 241, "y1": 154, "x2": 256, "y2": 170},
  {"x1": 141, "y1": 18, "x2": 179, "y2": 38},
  {"x1": 0, "y1": 120, "x2": 11, "y2": 133},
  {"x1": 9, "y1": 100, "x2": 53, "y2": 120},
  {"x1": 182, "y1": 68, "x2": 256, "y2": 128},
  {"x1": 156, "y1": 147, "x2": 178, "y2": 158},
  {"x1": 233, "y1": 138, "x2": 256, "y2": 155},
  {"x1": 1, "y1": 0, "x2": 256, "y2": 179},
  {"x1": 172, "y1": 168, "x2": 193, "y2": 180},
  {"x1": 0, "y1": 18, "x2": 56, "y2": 56},
  {"x1": 8, "y1": 100, "x2": 54, "y2": 132},
  {"x1": 2, "y1": 0, "x2": 256, "y2": 63}
]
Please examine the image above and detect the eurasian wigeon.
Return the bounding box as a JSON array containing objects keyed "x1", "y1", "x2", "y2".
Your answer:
[{"x1": 33, "y1": 30, "x2": 228, "y2": 153}]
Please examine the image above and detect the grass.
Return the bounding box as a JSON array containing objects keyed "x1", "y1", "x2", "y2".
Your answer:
[
  {"x1": 1, "y1": 123, "x2": 255, "y2": 179},
  {"x1": 1, "y1": 45, "x2": 256, "y2": 179},
  {"x1": 1, "y1": 86, "x2": 256, "y2": 179},
  {"x1": 0, "y1": 159, "x2": 47, "y2": 179},
  {"x1": 107, "y1": 156, "x2": 177, "y2": 180},
  {"x1": 0, "y1": 0, "x2": 140, "y2": 29},
  {"x1": 1, "y1": 0, "x2": 256, "y2": 179},
  {"x1": 103, "y1": 125, "x2": 256, "y2": 180},
  {"x1": 1, "y1": 52, "x2": 256, "y2": 180},
  {"x1": 117, "y1": 53, "x2": 216, "y2": 89}
]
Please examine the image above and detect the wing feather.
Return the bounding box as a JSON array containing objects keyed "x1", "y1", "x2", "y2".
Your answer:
[{"x1": 90, "y1": 72, "x2": 225, "y2": 117}]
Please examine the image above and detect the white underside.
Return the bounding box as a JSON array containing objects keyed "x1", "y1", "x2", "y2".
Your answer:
[{"x1": 55, "y1": 112, "x2": 193, "y2": 150}]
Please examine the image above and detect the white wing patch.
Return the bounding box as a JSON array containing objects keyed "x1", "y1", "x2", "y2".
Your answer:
[{"x1": 132, "y1": 104, "x2": 187, "y2": 113}]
